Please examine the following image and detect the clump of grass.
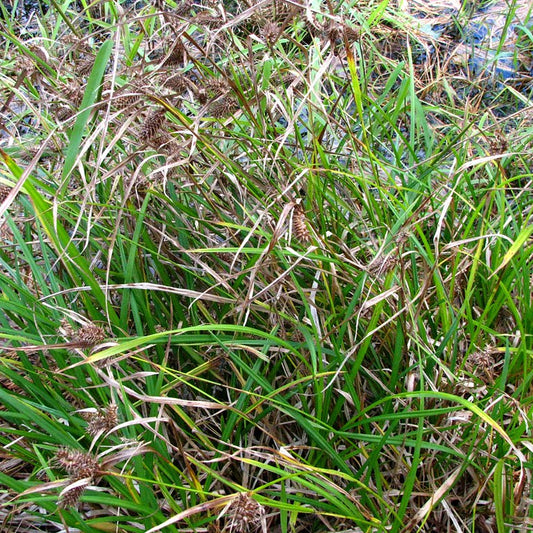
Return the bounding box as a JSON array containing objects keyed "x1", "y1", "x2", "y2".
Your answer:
[{"x1": 0, "y1": 0, "x2": 532, "y2": 532}]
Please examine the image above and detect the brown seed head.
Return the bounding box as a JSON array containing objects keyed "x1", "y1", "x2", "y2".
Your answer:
[
  {"x1": 467, "y1": 348, "x2": 495, "y2": 372},
  {"x1": 74, "y1": 323, "x2": 106, "y2": 348},
  {"x1": 63, "y1": 83, "x2": 84, "y2": 107},
  {"x1": 366, "y1": 254, "x2": 398, "y2": 276},
  {"x1": 28, "y1": 45, "x2": 49, "y2": 64},
  {"x1": 164, "y1": 39, "x2": 186, "y2": 66},
  {"x1": 204, "y1": 78, "x2": 230, "y2": 97},
  {"x1": 261, "y1": 22, "x2": 280, "y2": 45},
  {"x1": 489, "y1": 133, "x2": 508, "y2": 155},
  {"x1": 55, "y1": 448, "x2": 101, "y2": 479},
  {"x1": 76, "y1": 57, "x2": 95, "y2": 76},
  {"x1": 209, "y1": 96, "x2": 238, "y2": 118},
  {"x1": 114, "y1": 91, "x2": 142, "y2": 110},
  {"x1": 226, "y1": 493, "x2": 265, "y2": 532},
  {"x1": 140, "y1": 109, "x2": 167, "y2": 143},
  {"x1": 165, "y1": 73, "x2": 191, "y2": 93},
  {"x1": 292, "y1": 204, "x2": 310, "y2": 243},
  {"x1": 195, "y1": 87, "x2": 208, "y2": 104},
  {"x1": 0, "y1": 186, "x2": 10, "y2": 204},
  {"x1": 59, "y1": 483, "x2": 86, "y2": 508},
  {"x1": 325, "y1": 20, "x2": 343, "y2": 45},
  {"x1": 83, "y1": 404, "x2": 119, "y2": 437}
]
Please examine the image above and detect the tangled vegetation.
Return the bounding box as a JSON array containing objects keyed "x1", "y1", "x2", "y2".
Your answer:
[{"x1": 0, "y1": 0, "x2": 532, "y2": 531}]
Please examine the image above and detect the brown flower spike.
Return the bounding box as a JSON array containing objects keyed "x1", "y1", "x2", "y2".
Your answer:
[
  {"x1": 226, "y1": 493, "x2": 265, "y2": 533},
  {"x1": 141, "y1": 109, "x2": 166, "y2": 143},
  {"x1": 83, "y1": 404, "x2": 119, "y2": 437},
  {"x1": 55, "y1": 448, "x2": 102, "y2": 507},
  {"x1": 292, "y1": 204, "x2": 310, "y2": 243}
]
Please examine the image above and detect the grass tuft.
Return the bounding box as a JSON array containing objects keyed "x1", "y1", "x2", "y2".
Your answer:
[{"x1": 0, "y1": 0, "x2": 532, "y2": 531}]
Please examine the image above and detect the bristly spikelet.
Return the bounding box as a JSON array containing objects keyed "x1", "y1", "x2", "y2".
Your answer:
[
  {"x1": 55, "y1": 448, "x2": 102, "y2": 508},
  {"x1": 75, "y1": 323, "x2": 106, "y2": 348},
  {"x1": 261, "y1": 21, "x2": 280, "y2": 45},
  {"x1": 55, "y1": 448, "x2": 101, "y2": 479},
  {"x1": 195, "y1": 87, "x2": 208, "y2": 105},
  {"x1": 63, "y1": 83, "x2": 84, "y2": 107},
  {"x1": 366, "y1": 254, "x2": 398, "y2": 276},
  {"x1": 147, "y1": 131, "x2": 181, "y2": 156},
  {"x1": 113, "y1": 88, "x2": 142, "y2": 110},
  {"x1": 292, "y1": 204, "x2": 310, "y2": 243},
  {"x1": 59, "y1": 483, "x2": 86, "y2": 508},
  {"x1": 164, "y1": 39, "x2": 186, "y2": 66},
  {"x1": 489, "y1": 132, "x2": 508, "y2": 155},
  {"x1": 209, "y1": 96, "x2": 238, "y2": 118},
  {"x1": 249, "y1": 0, "x2": 303, "y2": 26},
  {"x1": 324, "y1": 20, "x2": 344, "y2": 50},
  {"x1": 466, "y1": 347, "x2": 498, "y2": 382},
  {"x1": 83, "y1": 404, "x2": 119, "y2": 437},
  {"x1": 165, "y1": 73, "x2": 191, "y2": 93},
  {"x1": 140, "y1": 109, "x2": 166, "y2": 143},
  {"x1": 226, "y1": 493, "x2": 265, "y2": 532},
  {"x1": 467, "y1": 348, "x2": 495, "y2": 371},
  {"x1": 204, "y1": 78, "x2": 230, "y2": 98},
  {"x1": 28, "y1": 44, "x2": 49, "y2": 65},
  {"x1": 0, "y1": 186, "x2": 10, "y2": 203},
  {"x1": 60, "y1": 320, "x2": 106, "y2": 348},
  {"x1": 54, "y1": 447, "x2": 81, "y2": 475}
]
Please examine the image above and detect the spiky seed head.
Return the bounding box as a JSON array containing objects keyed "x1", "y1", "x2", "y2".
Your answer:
[
  {"x1": 209, "y1": 97, "x2": 238, "y2": 118},
  {"x1": 83, "y1": 404, "x2": 119, "y2": 437},
  {"x1": 467, "y1": 348, "x2": 495, "y2": 372},
  {"x1": 59, "y1": 483, "x2": 86, "y2": 508},
  {"x1": 59, "y1": 318, "x2": 76, "y2": 339},
  {"x1": 226, "y1": 493, "x2": 265, "y2": 532},
  {"x1": 28, "y1": 45, "x2": 49, "y2": 64},
  {"x1": 165, "y1": 73, "x2": 190, "y2": 93},
  {"x1": 74, "y1": 323, "x2": 106, "y2": 348},
  {"x1": 55, "y1": 448, "x2": 80, "y2": 475},
  {"x1": 204, "y1": 78, "x2": 230, "y2": 97},
  {"x1": 292, "y1": 204, "x2": 310, "y2": 243},
  {"x1": 140, "y1": 109, "x2": 166, "y2": 143},
  {"x1": 63, "y1": 83, "x2": 83, "y2": 107},
  {"x1": 325, "y1": 20, "x2": 344, "y2": 50},
  {"x1": 164, "y1": 40, "x2": 185, "y2": 66},
  {"x1": 489, "y1": 134, "x2": 508, "y2": 155},
  {"x1": 0, "y1": 186, "x2": 10, "y2": 204},
  {"x1": 366, "y1": 254, "x2": 397, "y2": 276},
  {"x1": 344, "y1": 25, "x2": 360, "y2": 41},
  {"x1": 114, "y1": 92, "x2": 141, "y2": 110},
  {"x1": 261, "y1": 22, "x2": 280, "y2": 45},
  {"x1": 55, "y1": 448, "x2": 101, "y2": 479}
]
